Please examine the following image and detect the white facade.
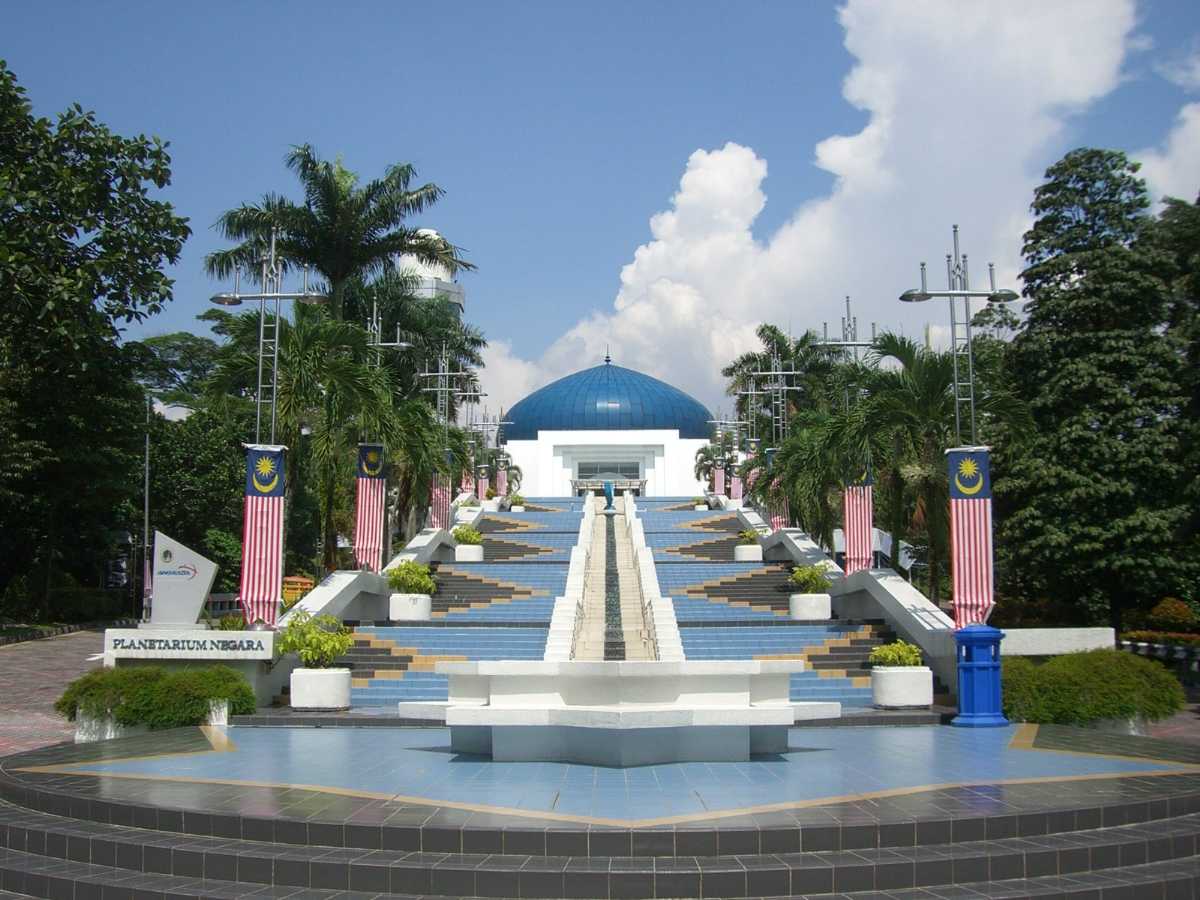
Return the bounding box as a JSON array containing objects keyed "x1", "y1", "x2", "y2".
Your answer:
[{"x1": 504, "y1": 429, "x2": 709, "y2": 497}]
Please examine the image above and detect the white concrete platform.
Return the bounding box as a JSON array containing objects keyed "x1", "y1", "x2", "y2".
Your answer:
[{"x1": 425, "y1": 660, "x2": 839, "y2": 765}]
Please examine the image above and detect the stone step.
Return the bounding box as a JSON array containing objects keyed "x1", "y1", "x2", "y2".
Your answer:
[{"x1": 3, "y1": 791, "x2": 1200, "y2": 899}]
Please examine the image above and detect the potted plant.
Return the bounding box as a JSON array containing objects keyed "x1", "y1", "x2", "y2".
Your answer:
[
  {"x1": 385, "y1": 560, "x2": 435, "y2": 620},
  {"x1": 788, "y1": 564, "x2": 832, "y2": 620},
  {"x1": 734, "y1": 528, "x2": 763, "y2": 562},
  {"x1": 693, "y1": 496, "x2": 708, "y2": 511},
  {"x1": 277, "y1": 611, "x2": 355, "y2": 710},
  {"x1": 509, "y1": 493, "x2": 526, "y2": 513},
  {"x1": 869, "y1": 640, "x2": 933, "y2": 709},
  {"x1": 453, "y1": 525, "x2": 484, "y2": 562}
]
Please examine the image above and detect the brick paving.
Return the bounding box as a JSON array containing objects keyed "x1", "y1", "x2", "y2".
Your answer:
[
  {"x1": 0, "y1": 630, "x2": 103, "y2": 756},
  {"x1": 1149, "y1": 703, "x2": 1200, "y2": 746}
]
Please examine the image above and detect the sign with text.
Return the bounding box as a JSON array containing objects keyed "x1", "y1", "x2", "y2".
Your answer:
[{"x1": 105, "y1": 628, "x2": 274, "y2": 660}]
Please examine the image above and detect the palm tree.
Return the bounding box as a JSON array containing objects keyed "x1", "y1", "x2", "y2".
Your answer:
[
  {"x1": 864, "y1": 332, "x2": 1027, "y2": 603},
  {"x1": 208, "y1": 307, "x2": 442, "y2": 571},
  {"x1": 206, "y1": 145, "x2": 474, "y2": 321},
  {"x1": 722, "y1": 325, "x2": 837, "y2": 434}
]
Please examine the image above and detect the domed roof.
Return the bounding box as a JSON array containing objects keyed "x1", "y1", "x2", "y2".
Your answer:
[{"x1": 504, "y1": 361, "x2": 713, "y2": 441}]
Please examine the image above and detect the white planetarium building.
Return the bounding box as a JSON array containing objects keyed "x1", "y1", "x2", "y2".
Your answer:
[{"x1": 501, "y1": 357, "x2": 713, "y2": 497}]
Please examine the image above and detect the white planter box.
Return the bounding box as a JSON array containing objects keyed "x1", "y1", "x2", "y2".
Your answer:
[
  {"x1": 871, "y1": 666, "x2": 933, "y2": 709},
  {"x1": 694, "y1": 504, "x2": 708, "y2": 511},
  {"x1": 481, "y1": 499, "x2": 500, "y2": 512},
  {"x1": 290, "y1": 668, "x2": 351, "y2": 711},
  {"x1": 455, "y1": 544, "x2": 484, "y2": 562},
  {"x1": 389, "y1": 592, "x2": 432, "y2": 620},
  {"x1": 510, "y1": 505, "x2": 525, "y2": 513},
  {"x1": 789, "y1": 593, "x2": 831, "y2": 620},
  {"x1": 734, "y1": 544, "x2": 763, "y2": 562},
  {"x1": 75, "y1": 700, "x2": 229, "y2": 743}
]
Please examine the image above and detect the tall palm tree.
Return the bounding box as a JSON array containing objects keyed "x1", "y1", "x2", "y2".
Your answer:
[
  {"x1": 722, "y1": 325, "x2": 837, "y2": 434},
  {"x1": 864, "y1": 332, "x2": 1027, "y2": 603},
  {"x1": 208, "y1": 307, "x2": 442, "y2": 571},
  {"x1": 206, "y1": 145, "x2": 474, "y2": 321}
]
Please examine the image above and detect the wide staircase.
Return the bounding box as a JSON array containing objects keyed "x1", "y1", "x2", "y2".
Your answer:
[
  {"x1": 642, "y1": 498, "x2": 915, "y2": 708},
  {"x1": 336, "y1": 505, "x2": 581, "y2": 706}
]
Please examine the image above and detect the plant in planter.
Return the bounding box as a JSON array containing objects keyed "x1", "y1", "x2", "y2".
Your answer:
[
  {"x1": 386, "y1": 561, "x2": 436, "y2": 620},
  {"x1": 508, "y1": 493, "x2": 526, "y2": 512},
  {"x1": 452, "y1": 525, "x2": 484, "y2": 562},
  {"x1": 277, "y1": 611, "x2": 355, "y2": 710},
  {"x1": 485, "y1": 487, "x2": 496, "y2": 499},
  {"x1": 735, "y1": 529, "x2": 763, "y2": 562},
  {"x1": 55, "y1": 666, "x2": 255, "y2": 742},
  {"x1": 868, "y1": 640, "x2": 932, "y2": 709},
  {"x1": 788, "y1": 564, "x2": 833, "y2": 620},
  {"x1": 693, "y1": 496, "x2": 708, "y2": 510}
]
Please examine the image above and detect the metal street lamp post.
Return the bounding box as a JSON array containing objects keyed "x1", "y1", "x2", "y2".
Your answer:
[{"x1": 209, "y1": 229, "x2": 328, "y2": 444}]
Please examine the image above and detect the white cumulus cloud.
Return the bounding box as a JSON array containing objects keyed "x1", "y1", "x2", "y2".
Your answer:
[
  {"x1": 1137, "y1": 103, "x2": 1200, "y2": 205},
  {"x1": 480, "y1": 0, "x2": 1144, "y2": 414}
]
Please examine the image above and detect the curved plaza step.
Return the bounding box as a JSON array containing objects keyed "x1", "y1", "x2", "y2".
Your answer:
[{"x1": 4, "y1": 734, "x2": 1200, "y2": 900}]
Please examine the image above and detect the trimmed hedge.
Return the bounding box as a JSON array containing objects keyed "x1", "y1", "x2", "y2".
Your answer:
[
  {"x1": 55, "y1": 666, "x2": 256, "y2": 729},
  {"x1": 1002, "y1": 649, "x2": 1184, "y2": 725}
]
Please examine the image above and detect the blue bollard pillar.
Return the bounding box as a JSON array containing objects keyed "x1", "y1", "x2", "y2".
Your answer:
[
  {"x1": 603, "y1": 480, "x2": 615, "y2": 510},
  {"x1": 951, "y1": 624, "x2": 1009, "y2": 728}
]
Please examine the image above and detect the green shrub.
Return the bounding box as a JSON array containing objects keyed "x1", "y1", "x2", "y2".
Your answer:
[
  {"x1": 55, "y1": 665, "x2": 255, "y2": 727},
  {"x1": 738, "y1": 529, "x2": 760, "y2": 545},
  {"x1": 790, "y1": 564, "x2": 832, "y2": 593},
  {"x1": 460, "y1": 497, "x2": 479, "y2": 507},
  {"x1": 1001, "y1": 649, "x2": 1185, "y2": 724},
  {"x1": 276, "y1": 611, "x2": 354, "y2": 669},
  {"x1": 869, "y1": 640, "x2": 923, "y2": 667},
  {"x1": 693, "y1": 497, "x2": 706, "y2": 506},
  {"x1": 509, "y1": 493, "x2": 524, "y2": 506},
  {"x1": 1122, "y1": 630, "x2": 1200, "y2": 647},
  {"x1": 485, "y1": 487, "x2": 496, "y2": 499},
  {"x1": 1149, "y1": 598, "x2": 1196, "y2": 632},
  {"x1": 217, "y1": 614, "x2": 245, "y2": 631},
  {"x1": 452, "y1": 525, "x2": 483, "y2": 545},
  {"x1": 387, "y1": 561, "x2": 436, "y2": 595}
]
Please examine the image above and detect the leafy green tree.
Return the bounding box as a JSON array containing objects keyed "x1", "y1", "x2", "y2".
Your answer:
[
  {"x1": 130, "y1": 332, "x2": 221, "y2": 406},
  {"x1": 997, "y1": 149, "x2": 1189, "y2": 628},
  {"x1": 0, "y1": 61, "x2": 189, "y2": 356},
  {"x1": 206, "y1": 145, "x2": 472, "y2": 321},
  {"x1": 0, "y1": 62, "x2": 189, "y2": 614}
]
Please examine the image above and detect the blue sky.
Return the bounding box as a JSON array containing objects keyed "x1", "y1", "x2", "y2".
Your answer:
[{"x1": 3, "y1": 2, "x2": 1199, "y2": 411}]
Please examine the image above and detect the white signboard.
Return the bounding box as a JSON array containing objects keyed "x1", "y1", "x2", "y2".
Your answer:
[
  {"x1": 149, "y1": 531, "x2": 218, "y2": 626},
  {"x1": 105, "y1": 628, "x2": 273, "y2": 660}
]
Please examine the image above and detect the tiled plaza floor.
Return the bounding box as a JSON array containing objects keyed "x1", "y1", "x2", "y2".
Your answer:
[
  {"x1": 0, "y1": 630, "x2": 102, "y2": 756},
  {"x1": 14, "y1": 724, "x2": 1196, "y2": 825}
]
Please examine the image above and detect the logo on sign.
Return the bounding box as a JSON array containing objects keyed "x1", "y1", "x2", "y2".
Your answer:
[{"x1": 156, "y1": 563, "x2": 198, "y2": 580}]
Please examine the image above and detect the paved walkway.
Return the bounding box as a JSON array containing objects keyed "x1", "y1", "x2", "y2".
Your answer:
[
  {"x1": 1149, "y1": 703, "x2": 1200, "y2": 746},
  {"x1": 0, "y1": 629, "x2": 103, "y2": 756}
]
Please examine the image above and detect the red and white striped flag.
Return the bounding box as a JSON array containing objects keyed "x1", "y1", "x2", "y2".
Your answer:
[
  {"x1": 460, "y1": 470, "x2": 473, "y2": 495},
  {"x1": 495, "y1": 466, "x2": 508, "y2": 498},
  {"x1": 713, "y1": 464, "x2": 725, "y2": 496},
  {"x1": 430, "y1": 475, "x2": 452, "y2": 530},
  {"x1": 730, "y1": 474, "x2": 743, "y2": 501},
  {"x1": 768, "y1": 477, "x2": 788, "y2": 531},
  {"x1": 843, "y1": 475, "x2": 874, "y2": 576},
  {"x1": 239, "y1": 445, "x2": 285, "y2": 626},
  {"x1": 477, "y1": 473, "x2": 489, "y2": 500},
  {"x1": 354, "y1": 444, "x2": 386, "y2": 572},
  {"x1": 948, "y1": 447, "x2": 994, "y2": 628}
]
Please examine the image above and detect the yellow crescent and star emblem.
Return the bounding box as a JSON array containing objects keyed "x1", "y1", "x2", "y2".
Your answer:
[
  {"x1": 955, "y1": 457, "x2": 984, "y2": 496},
  {"x1": 252, "y1": 454, "x2": 279, "y2": 494},
  {"x1": 361, "y1": 448, "x2": 383, "y2": 477}
]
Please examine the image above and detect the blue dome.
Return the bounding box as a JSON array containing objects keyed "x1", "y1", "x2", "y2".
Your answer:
[{"x1": 504, "y1": 362, "x2": 713, "y2": 440}]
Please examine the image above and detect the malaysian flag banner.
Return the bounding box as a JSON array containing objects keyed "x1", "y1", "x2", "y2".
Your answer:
[
  {"x1": 843, "y1": 470, "x2": 874, "y2": 576},
  {"x1": 730, "y1": 474, "x2": 743, "y2": 501},
  {"x1": 495, "y1": 466, "x2": 508, "y2": 498},
  {"x1": 429, "y1": 474, "x2": 452, "y2": 530},
  {"x1": 353, "y1": 444, "x2": 386, "y2": 572},
  {"x1": 240, "y1": 444, "x2": 286, "y2": 625},
  {"x1": 460, "y1": 469, "x2": 473, "y2": 495},
  {"x1": 713, "y1": 463, "x2": 725, "y2": 496},
  {"x1": 477, "y1": 472, "x2": 489, "y2": 500},
  {"x1": 768, "y1": 476, "x2": 788, "y2": 532},
  {"x1": 948, "y1": 447, "x2": 994, "y2": 628}
]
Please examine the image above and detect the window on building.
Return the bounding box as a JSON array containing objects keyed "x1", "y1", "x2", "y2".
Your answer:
[{"x1": 577, "y1": 461, "x2": 640, "y2": 479}]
